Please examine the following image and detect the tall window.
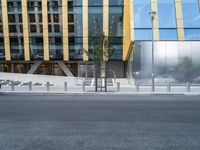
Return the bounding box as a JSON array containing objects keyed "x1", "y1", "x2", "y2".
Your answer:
[
  {"x1": 134, "y1": 0, "x2": 152, "y2": 40},
  {"x1": 47, "y1": 0, "x2": 62, "y2": 60},
  {"x1": 158, "y1": 0, "x2": 177, "y2": 40},
  {"x1": 28, "y1": 0, "x2": 44, "y2": 60},
  {"x1": 88, "y1": 0, "x2": 103, "y2": 59},
  {"x1": 109, "y1": 1, "x2": 123, "y2": 59},
  {"x1": 182, "y1": 0, "x2": 200, "y2": 40},
  {"x1": 7, "y1": 1, "x2": 24, "y2": 60},
  {"x1": 68, "y1": 0, "x2": 83, "y2": 60}
]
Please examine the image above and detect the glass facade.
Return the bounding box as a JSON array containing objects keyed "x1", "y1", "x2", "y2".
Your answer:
[
  {"x1": 48, "y1": 0, "x2": 63, "y2": 60},
  {"x1": 134, "y1": 0, "x2": 152, "y2": 41},
  {"x1": 133, "y1": 41, "x2": 200, "y2": 84},
  {"x1": 109, "y1": 1, "x2": 123, "y2": 60},
  {"x1": 7, "y1": 0, "x2": 24, "y2": 60},
  {"x1": 68, "y1": 0, "x2": 83, "y2": 60},
  {"x1": 182, "y1": 0, "x2": 200, "y2": 40},
  {"x1": 158, "y1": 0, "x2": 177, "y2": 40},
  {"x1": 88, "y1": 0, "x2": 103, "y2": 59},
  {"x1": 0, "y1": 0, "x2": 200, "y2": 63},
  {"x1": 28, "y1": 0, "x2": 44, "y2": 60}
]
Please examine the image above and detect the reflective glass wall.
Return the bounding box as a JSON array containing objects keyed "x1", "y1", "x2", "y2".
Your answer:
[
  {"x1": 109, "y1": 0, "x2": 123, "y2": 60},
  {"x1": 133, "y1": 0, "x2": 200, "y2": 41},
  {"x1": 28, "y1": 0, "x2": 44, "y2": 60},
  {"x1": 7, "y1": 0, "x2": 24, "y2": 60},
  {"x1": 134, "y1": 0, "x2": 152, "y2": 41},
  {"x1": 132, "y1": 41, "x2": 200, "y2": 84},
  {"x1": 157, "y1": 0, "x2": 177, "y2": 40},
  {"x1": 68, "y1": 0, "x2": 83, "y2": 60},
  {"x1": 88, "y1": 0, "x2": 103, "y2": 59},
  {"x1": 48, "y1": 0, "x2": 63, "y2": 60},
  {"x1": 182, "y1": 0, "x2": 200, "y2": 40}
]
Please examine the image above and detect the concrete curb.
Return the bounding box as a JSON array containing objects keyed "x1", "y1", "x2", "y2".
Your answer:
[{"x1": 1, "y1": 91, "x2": 200, "y2": 96}]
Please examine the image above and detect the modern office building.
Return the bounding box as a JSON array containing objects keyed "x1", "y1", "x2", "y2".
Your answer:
[{"x1": 0, "y1": 0, "x2": 200, "y2": 82}]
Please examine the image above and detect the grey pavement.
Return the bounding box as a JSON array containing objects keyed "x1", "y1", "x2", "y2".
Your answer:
[
  {"x1": 1, "y1": 84, "x2": 200, "y2": 95},
  {"x1": 0, "y1": 95, "x2": 200, "y2": 150}
]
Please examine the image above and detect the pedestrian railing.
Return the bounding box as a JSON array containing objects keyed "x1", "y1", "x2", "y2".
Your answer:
[{"x1": 0, "y1": 79, "x2": 200, "y2": 93}]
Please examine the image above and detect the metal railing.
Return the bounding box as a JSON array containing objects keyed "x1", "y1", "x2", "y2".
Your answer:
[{"x1": 0, "y1": 79, "x2": 199, "y2": 93}]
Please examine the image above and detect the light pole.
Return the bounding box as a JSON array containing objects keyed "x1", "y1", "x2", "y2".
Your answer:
[{"x1": 149, "y1": 11, "x2": 157, "y2": 92}]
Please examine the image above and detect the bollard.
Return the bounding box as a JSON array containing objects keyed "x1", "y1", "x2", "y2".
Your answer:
[
  {"x1": 136, "y1": 82, "x2": 139, "y2": 92},
  {"x1": 167, "y1": 83, "x2": 171, "y2": 92},
  {"x1": 117, "y1": 82, "x2": 120, "y2": 92},
  {"x1": 186, "y1": 82, "x2": 190, "y2": 92},
  {"x1": 29, "y1": 82, "x2": 32, "y2": 91},
  {"x1": 11, "y1": 81, "x2": 15, "y2": 91},
  {"x1": 46, "y1": 82, "x2": 50, "y2": 91},
  {"x1": 82, "y1": 82, "x2": 85, "y2": 92},
  {"x1": 64, "y1": 82, "x2": 67, "y2": 91}
]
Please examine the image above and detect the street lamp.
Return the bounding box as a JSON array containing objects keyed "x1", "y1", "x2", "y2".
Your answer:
[{"x1": 149, "y1": 11, "x2": 157, "y2": 92}]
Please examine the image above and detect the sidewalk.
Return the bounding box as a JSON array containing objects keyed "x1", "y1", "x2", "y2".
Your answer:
[
  {"x1": 0, "y1": 72, "x2": 200, "y2": 95},
  {"x1": 1, "y1": 85, "x2": 200, "y2": 96}
]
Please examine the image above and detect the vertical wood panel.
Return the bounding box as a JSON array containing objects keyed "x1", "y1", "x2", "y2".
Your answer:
[
  {"x1": 2, "y1": 0, "x2": 11, "y2": 61},
  {"x1": 62, "y1": 0, "x2": 69, "y2": 61},
  {"x1": 175, "y1": 0, "x2": 185, "y2": 40},
  {"x1": 83, "y1": 0, "x2": 88, "y2": 61},
  {"x1": 151, "y1": 0, "x2": 160, "y2": 40},
  {"x1": 22, "y1": 0, "x2": 30, "y2": 61},
  {"x1": 123, "y1": 0, "x2": 132, "y2": 61},
  {"x1": 42, "y1": 0, "x2": 49, "y2": 61}
]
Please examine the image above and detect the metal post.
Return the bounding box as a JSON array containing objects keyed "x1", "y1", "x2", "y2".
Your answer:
[
  {"x1": 117, "y1": 82, "x2": 120, "y2": 92},
  {"x1": 136, "y1": 82, "x2": 140, "y2": 92},
  {"x1": 105, "y1": 65, "x2": 107, "y2": 92},
  {"x1": 82, "y1": 82, "x2": 85, "y2": 92},
  {"x1": 167, "y1": 83, "x2": 171, "y2": 92},
  {"x1": 151, "y1": 17, "x2": 155, "y2": 92},
  {"x1": 95, "y1": 63, "x2": 98, "y2": 92},
  {"x1": 187, "y1": 82, "x2": 190, "y2": 92},
  {"x1": 11, "y1": 81, "x2": 15, "y2": 91},
  {"x1": 149, "y1": 11, "x2": 157, "y2": 92},
  {"x1": 29, "y1": 82, "x2": 32, "y2": 91},
  {"x1": 64, "y1": 82, "x2": 67, "y2": 91},
  {"x1": 46, "y1": 82, "x2": 50, "y2": 91}
]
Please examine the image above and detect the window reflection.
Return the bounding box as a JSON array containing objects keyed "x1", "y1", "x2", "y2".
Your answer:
[
  {"x1": 134, "y1": 0, "x2": 151, "y2": 40},
  {"x1": 135, "y1": 29, "x2": 152, "y2": 41},
  {"x1": 134, "y1": 0, "x2": 151, "y2": 28},
  {"x1": 184, "y1": 29, "x2": 200, "y2": 40},
  {"x1": 158, "y1": 0, "x2": 176, "y2": 28},
  {"x1": 159, "y1": 29, "x2": 177, "y2": 40},
  {"x1": 182, "y1": 0, "x2": 200, "y2": 28}
]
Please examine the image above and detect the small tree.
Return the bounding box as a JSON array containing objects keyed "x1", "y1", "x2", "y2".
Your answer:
[{"x1": 83, "y1": 32, "x2": 115, "y2": 92}]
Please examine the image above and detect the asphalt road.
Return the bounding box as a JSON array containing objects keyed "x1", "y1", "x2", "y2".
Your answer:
[{"x1": 0, "y1": 95, "x2": 200, "y2": 150}]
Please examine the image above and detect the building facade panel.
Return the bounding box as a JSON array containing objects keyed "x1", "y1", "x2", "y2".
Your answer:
[
  {"x1": 2, "y1": 0, "x2": 11, "y2": 61},
  {"x1": 0, "y1": 0, "x2": 200, "y2": 79}
]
